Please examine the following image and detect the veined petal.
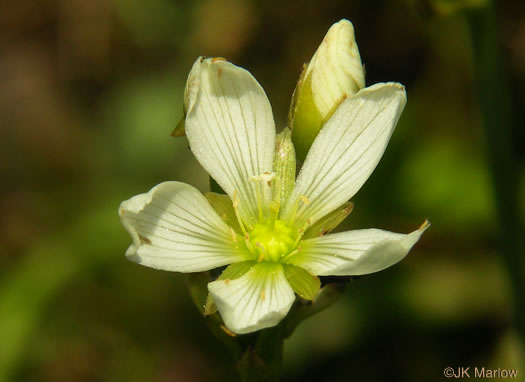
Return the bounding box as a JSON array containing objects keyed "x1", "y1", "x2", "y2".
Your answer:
[
  {"x1": 185, "y1": 57, "x2": 276, "y2": 226},
  {"x1": 119, "y1": 181, "x2": 251, "y2": 272},
  {"x1": 204, "y1": 260, "x2": 256, "y2": 316},
  {"x1": 288, "y1": 221, "x2": 429, "y2": 276},
  {"x1": 282, "y1": 83, "x2": 406, "y2": 228},
  {"x1": 208, "y1": 262, "x2": 295, "y2": 334}
]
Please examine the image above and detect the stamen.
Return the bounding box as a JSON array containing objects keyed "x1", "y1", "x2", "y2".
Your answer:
[
  {"x1": 288, "y1": 194, "x2": 310, "y2": 226},
  {"x1": 244, "y1": 232, "x2": 256, "y2": 253},
  {"x1": 255, "y1": 242, "x2": 267, "y2": 262},
  {"x1": 268, "y1": 201, "x2": 280, "y2": 229},
  {"x1": 292, "y1": 218, "x2": 311, "y2": 249},
  {"x1": 250, "y1": 172, "x2": 275, "y2": 222},
  {"x1": 255, "y1": 182, "x2": 263, "y2": 221},
  {"x1": 281, "y1": 246, "x2": 302, "y2": 263},
  {"x1": 251, "y1": 172, "x2": 275, "y2": 183},
  {"x1": 261, "y1": 171, "x2": 275, "y2": 187},
  {"x1": 229, "y1": 227, "x2": 238, "y2": 244}
]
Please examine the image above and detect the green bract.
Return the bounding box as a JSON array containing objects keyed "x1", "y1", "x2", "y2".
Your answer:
[{"x1": 119, "y1": 23, "x2": 429, "y2": 334}]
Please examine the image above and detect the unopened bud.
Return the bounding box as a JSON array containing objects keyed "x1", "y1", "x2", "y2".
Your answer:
[{"x1": 290, "y1": 19, "x2": 365, "y2": 160}]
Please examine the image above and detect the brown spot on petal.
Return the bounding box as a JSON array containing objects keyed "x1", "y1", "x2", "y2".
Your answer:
[
  {"x1": 138, "y1": 234, "x2": 151, "y2": 245},
  {"x1": 260, "y1": 290, "x2": 265, "y2": 301}
]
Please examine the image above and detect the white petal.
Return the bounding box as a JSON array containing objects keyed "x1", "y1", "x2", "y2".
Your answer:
[
  {"x1": 119, "y1": 181, "x2": 251, "y2": 272},
  {"x1": 185, "y1": 57, "x2": 276, "y2": 226},
  {"x1": 208, "y1": 263, "x2": 295, "y2": 334},
  {"x1": 288, "y1": 221, "x2": 429, "y2": 276},
  {"x1": 282, "y1": 83, "x2": 406, "y2": 228}
]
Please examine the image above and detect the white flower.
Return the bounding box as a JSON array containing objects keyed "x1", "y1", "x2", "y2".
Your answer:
[{"x1": 119, "y1": 56, "x2": 428, "y2": 335}]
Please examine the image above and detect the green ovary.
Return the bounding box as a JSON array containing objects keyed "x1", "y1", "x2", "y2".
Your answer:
[{"x1": 249, "y1": 220, "x2": 297, "y2": 262}]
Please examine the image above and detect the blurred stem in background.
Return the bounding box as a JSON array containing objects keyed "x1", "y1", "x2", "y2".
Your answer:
[{"x1": 465, "y1": 0, "x2": 525, "y2": 348}]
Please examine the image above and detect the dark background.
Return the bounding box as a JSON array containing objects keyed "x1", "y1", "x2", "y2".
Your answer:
[{"x1": 1, "y1": 0, "x2": 524, "y2": 381}]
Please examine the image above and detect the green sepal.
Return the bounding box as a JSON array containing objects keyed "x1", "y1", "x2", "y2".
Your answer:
[
  {"x1": 204, "y1": 261, "x2": 256, "y2": 316},
  {"x1": 203, "y1": 294, "x2": 218, "y2": 315},
  {"x1": 287, "y1": 63, "x2": 307, "y2": 130},
  {"x1": 204, "y1": 192, "x2": 241, "y2": 233},
  {"x1": 289, "y1": 70, "x2": 324, "y2": 162},
  {"x1": 302, "y1": 201, "x2": 353, "y2": 239},
  {"x1": 219, "y1": 261, "x2": 255, "y2": 280},
  {"x1": 171, "y1": 117, "x2": 185, "y2": 137},
  {"x1": 283, "y1": 264, "x2": 320, "y2": 300},
  {"x1": 289, "y1": 66, "x2": 348, "y2": 162},
  {"x1": 187, "y1": 271, "x2": 211, "y2": 315},
  {"x1": 272, "y1": 128, "x2": 296, "y2": 209}
]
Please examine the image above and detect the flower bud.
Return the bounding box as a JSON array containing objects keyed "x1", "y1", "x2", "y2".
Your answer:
[{"x1": 290, "y1": 19, "x2": 365, "y2": 160}]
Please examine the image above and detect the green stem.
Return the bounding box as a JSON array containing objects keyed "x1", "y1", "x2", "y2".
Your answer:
[
  {"x1": 237, "y1": 326, "x2": 284, "y2": 382},
  {"x1": 466, "y1": 2, "x2": 525, "y2": 344}
]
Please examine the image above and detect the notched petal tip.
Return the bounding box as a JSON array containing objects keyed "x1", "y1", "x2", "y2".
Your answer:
[{"x1": 119, "y1": 190, "x2": 154, "y2": 248}]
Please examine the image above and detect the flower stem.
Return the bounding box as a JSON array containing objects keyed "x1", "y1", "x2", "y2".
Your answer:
[{"x1": 237, "y1": 326, "x2": 284, "y2": 382}]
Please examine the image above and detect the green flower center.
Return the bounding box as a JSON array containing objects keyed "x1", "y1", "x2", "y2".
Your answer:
[{"x1": 249, "y1": 220, "x2": 297, "y2": 262}]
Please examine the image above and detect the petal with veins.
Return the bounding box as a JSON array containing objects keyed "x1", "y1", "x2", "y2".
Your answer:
[
  {"x1": 287, "y1": 221, "x2": 429, "y2": 276},
  {"x1": 119, "y1": 181, "x2": 251, "y2": 272},
  {"x1": 283, "y1": 83, "x2": 406, "y2": 228},
  {"x1": 185, "y1": 58, "x2": 276, "y2": 226},
  {"x1": 208, "y1": 262, "x2": 295, "y2": 334}
]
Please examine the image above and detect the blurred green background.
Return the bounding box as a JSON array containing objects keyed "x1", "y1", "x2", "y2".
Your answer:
[{"x1": 1, "y1": 0, "x2": 524, "y2": 381}]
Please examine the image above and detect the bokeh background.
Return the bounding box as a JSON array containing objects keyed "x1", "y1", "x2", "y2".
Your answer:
[{"x1": 1, "y1": 0, "x2": 524, "y2": 381}]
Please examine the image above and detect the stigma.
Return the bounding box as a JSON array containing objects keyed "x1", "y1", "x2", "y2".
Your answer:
[{"x1": 249, "y1": 220, "x2": 297, "y2": 262}]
